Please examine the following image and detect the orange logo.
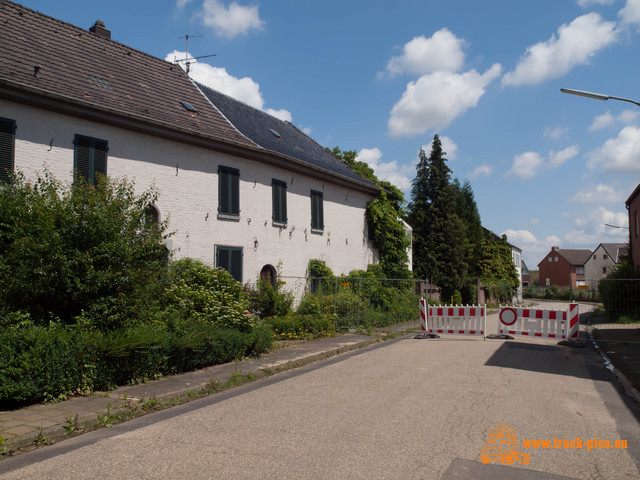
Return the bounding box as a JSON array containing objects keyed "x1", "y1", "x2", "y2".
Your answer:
[{"x1": 479, "y1": 423, "x2": 531, "y2": 465}]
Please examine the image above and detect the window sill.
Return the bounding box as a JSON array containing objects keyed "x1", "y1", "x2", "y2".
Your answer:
[
  {"x1": 311, "y1": 228, "x2": 324, "y2": 235},
  {"x1": 272, "y1": 221, "x2": 287, "y2": 228},
  {"x1": 217, "y1": 213, "x2": 240, "y2": 221}
]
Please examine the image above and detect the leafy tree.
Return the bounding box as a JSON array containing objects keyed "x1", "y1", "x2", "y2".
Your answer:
[
  {"x1": 478, "y1": 233, "x2": 520, "y2": 301},
  {"x1": 0, "y1": 171, "x2": 170, "y2": 330},
  {"x1": 408, "y1": 135, "x2": 470, "y2": 298},
  {"x1": 328, "y1": 146, "x2": 411, "y2": 278}
]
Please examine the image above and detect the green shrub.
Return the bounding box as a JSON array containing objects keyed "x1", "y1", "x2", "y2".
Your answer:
[
  {"x1": 0, "y1": 171, "x2": 170, "y2": 330},
  {"x1": 0, "y1": 324, "x2": 100, "y2": 408},
  {"x1": 248, "y1": 279, "x2": 293, "y2": 318},
  {"x1": 265, "y1": 315, "x2": 335, "y2": 340},
  {"x1": 162, "y1": 259, "x2": 254, "y2": 332}
]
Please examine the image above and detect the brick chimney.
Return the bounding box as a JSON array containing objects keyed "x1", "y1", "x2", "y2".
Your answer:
[
  {"x1": 551, "y1": 246, "x2": 559, "y2": 251},
  {"x1": 89, "y1": 20, "x2": 111, "y2": 40}
]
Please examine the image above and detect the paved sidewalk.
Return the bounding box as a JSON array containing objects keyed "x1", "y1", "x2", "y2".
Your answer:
[{"x1": 0, "y1": 332, "x2": 391, "y2": 452}]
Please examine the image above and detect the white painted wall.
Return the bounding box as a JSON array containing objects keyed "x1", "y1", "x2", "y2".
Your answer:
[
  {"x1": 584, "y1": 245, "x2": 618, "y2": 283},
  {"x1": 3, "y1": 99, "x2": 378, "y2": 285}
]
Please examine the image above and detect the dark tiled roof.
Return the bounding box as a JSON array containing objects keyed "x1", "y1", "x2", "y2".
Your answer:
[
  {"x1": 600, "y1": 243, "x2": 628, "y2": 263},
  {"x1": 0, "y1": 0, "x2": 255, "y2": 147},
  {"x1": 556, "y1": 249, "x2": 592, "y2": 266},
  {"x1": 197, "y1": 83, "x2": 378, "y2": 189}
]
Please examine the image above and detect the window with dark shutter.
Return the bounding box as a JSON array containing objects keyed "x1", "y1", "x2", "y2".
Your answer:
[
  {"x1": 272, "y1": 179, "x2": 287, "y2": 224},
  {"x1": 218, "y1": 166, "x2": 240, "y2": 216},
  {"x1": 311, "y1": 190, "x2": 324, "y2": 231},
  {"x1": 74, "y1": 134, "x2": 108, "y2": 185},
  {"x1": 0, "y1": 118, "x2": 17, "y2": 183},
  {"x1": 216, "y1": 246, "x2": 243, "y2": 283}
]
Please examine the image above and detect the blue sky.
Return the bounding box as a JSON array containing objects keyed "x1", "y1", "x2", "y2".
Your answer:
[{"x1": 17, "y1": 0, "x2": 640, "y2": 267}]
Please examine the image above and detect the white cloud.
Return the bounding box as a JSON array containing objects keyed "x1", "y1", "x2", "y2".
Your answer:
[
  {"x1": 201, "y1": 0, "x2": 264, "y2": 38},
  {"x1": 578, "y1": 0, "x2": 614, "y2": 5},
  {"x1": 562, "y1": 206, "x2": 628, "y2": 247},
  {"x1": 619, "y1": 110, "x2": 640, "y2": 123},
  {"x1": 529, "y1": 218, "x2": 540, "y2": 226},
  {"x1": 383, "y1": 29, "x2": 466, "y2": 76},
  {"x1": 587, "y1": 126, "x2": 640, "y2": 172},
  {"x1": 548, "y1": 145, "x2": 579, "y2": 168},
  {"x1": 357, "y1": 148, "x2": 414, "y2": 191},
  {"x1": 265, "y1": 108, "x2": 292, "y2": 122},
  {"x1": 468, "y1": 164, "x2": 494, "y2": 179},
  {"x1": 589, "y1": 111, "x2": 615, "y2": 131},
  {"x1": 506, "y1": 151, "x2": 544, "y2": 179},
  {"x1": 502, "y1": 13, "x2": 618, "y2": 87},
  {"x1": 619, "y1": 0, "x2": 640, "y2": 26},
  {"x1": 569, "y1": 183, "x2": 628, "y2": 205},
  {"x1": 388, "y1": 64, "x2": 501, "y2": 137},
  {"x1": 589, "y1": 109, "x2": 639, "y2": 131},
  {"x1": 422, "y1": 136, "x2": 458, "y2": 161},
  {"x1": 543, "y1": 126, "x2": 569, "y2": 139},
  {"x1": 176, "y1": 0, "x2": 193, "y2": 7},
  {"x1": 502, "y1": 229, "x2": 562, "y2": 265},
  {"x1": 166, "y1": 51, "x2": 292, "y2": 121}
]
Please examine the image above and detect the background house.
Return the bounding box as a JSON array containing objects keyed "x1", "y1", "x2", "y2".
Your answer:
[
  {"x1": 482, "y1": 227, "x2": 523, "y2": 302},
  {"x1": 537, "y1": 247, "x2": 592, "y2": 288},
  {"x1": 626, "y1": 184, "x2": 640, "y2": 269},
  {"x1": 0, "y1": 0, "x2": 380, "y2": 288},
  {"x1": 584, "y1": 243, "x2": 627, "y2": 287}
]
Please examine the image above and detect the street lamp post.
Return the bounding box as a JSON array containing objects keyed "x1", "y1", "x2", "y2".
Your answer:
[{"x1": 560, "y1": 88, "x2": 640, "y2": 108}]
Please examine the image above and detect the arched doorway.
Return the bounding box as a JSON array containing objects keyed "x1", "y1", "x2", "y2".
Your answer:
[{"x1": 260, "y1": 264, "x2": 277, "y2": 286}]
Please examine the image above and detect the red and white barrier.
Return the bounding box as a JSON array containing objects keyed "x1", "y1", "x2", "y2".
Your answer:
[
  {"x1": 498, "y1": 304, "x2": 579, "y2": 340},
  {"x1": 419, "y1": 299, "x2": 486, "y2": 339}
]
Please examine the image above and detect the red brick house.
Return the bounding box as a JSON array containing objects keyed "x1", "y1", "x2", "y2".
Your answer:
[
  {"x1": 626, "y1": 184, "x2": 640, "y2": 269},
  {"x1": 537, "y1": 247, "x2": 592, "y2": 288}
]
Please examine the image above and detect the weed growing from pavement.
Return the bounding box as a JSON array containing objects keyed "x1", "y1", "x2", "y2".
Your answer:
[{"x1": 62, "y1": 414, "x2": 85, "y2": 434}]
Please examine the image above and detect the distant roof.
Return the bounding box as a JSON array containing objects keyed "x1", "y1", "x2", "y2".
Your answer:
[
  {"x1": 482, "y1": 227, "x2": 521, "y2": 253},
  {"x1": 539, "y1": 248, "x2": 592, "y2": 266},
  {"x1": 0, "y1": 0, "x2": 254, "y2": 148},
  {"x1": 626, "y1": 184, "x2": 640, "y2": 206},
  {"x1": 599, "y1": 243, "x2": 628, "y2": 263},
  {"x1": 198, "y1": 84, "x2": 378, "y2": 190}
]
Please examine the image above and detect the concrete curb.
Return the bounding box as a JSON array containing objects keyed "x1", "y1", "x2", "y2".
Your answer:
[
  {"x1": 0, "y1": 332, "x2": 389, "y2": 455},
  {"x1": 585, "y1": 326, "x2": 640, "y2": 406}
]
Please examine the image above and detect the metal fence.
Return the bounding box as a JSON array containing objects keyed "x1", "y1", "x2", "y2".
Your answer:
[
  {"x1": 597, "y1": 278, "x2": 640, "y2": 322},
  {"x1": 279, "y1": 276, "x2": 425, "y2": 330},
  {"x1": 524, "y1": 278, "x2": 640, "y2": 322}
]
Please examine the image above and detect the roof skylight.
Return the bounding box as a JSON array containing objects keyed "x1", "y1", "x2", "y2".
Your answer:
[
  {"x1": 269, "y1": 128, "x2": 281, "y2": 138},
  {"x1": 180, "y1": 101, "x2": 198, "y2": 113}
]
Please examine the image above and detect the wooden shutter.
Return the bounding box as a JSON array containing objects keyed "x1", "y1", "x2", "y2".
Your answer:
[
  {"x1": 0, "y1": 118, "x2": 16, "y2": 183},
  {"x1": 218, "y1": 166, "x2": 239, "y2": 215},
  {"x1": 93, "y1": 139, "x2": 108, "y2": 179},
  {"x1": 216, "y1": 246, "x2": 242, "y2": 283},
  {"x1": 272, "y1": 179, "x2": 287, "y2": 223},
  {"x1": 311, "y1": 190, "x2": 323, "y2": 230},
  {"x1": 74, "y1": 135, "x2": 92, "y2": 183}
]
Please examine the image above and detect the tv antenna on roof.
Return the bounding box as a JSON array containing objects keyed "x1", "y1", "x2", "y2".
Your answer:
[{"x1": 174, "y1": 34, "x2": 216, "y2": 74}]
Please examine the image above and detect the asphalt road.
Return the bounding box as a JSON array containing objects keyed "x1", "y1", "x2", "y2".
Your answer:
[{"x1": 1, "y1": 305, "x2": 639, "y2": 479}]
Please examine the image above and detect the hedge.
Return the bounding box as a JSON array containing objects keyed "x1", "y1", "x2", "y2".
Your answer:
[{"x1": 0, "y1": 323, "x2": 273, "y2": 409}]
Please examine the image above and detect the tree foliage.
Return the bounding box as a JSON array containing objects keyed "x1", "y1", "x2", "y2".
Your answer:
[
  {"x1": 407, "y1": 135, "x2": 480, "y2": 299},
  {"x1": 478, "y1": 233, "x2": 520, "y2": 301},
  {"x1": 0, "y1": 171, "x2": 170, "y2": 330},
  {"x1": 328, "y1": 146, "x2": 411, "y2": 278}
]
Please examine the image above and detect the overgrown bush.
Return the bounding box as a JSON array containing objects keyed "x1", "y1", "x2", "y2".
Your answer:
[
  {"x1": 0, "y1": 171, "x2": 170, "y2": 330},
  {"x1": 162, "y1": 259, "x2": 255, "y2": 332},
  {"x1": 247, "y1": 279, "x2": 293, "y2": 318}
]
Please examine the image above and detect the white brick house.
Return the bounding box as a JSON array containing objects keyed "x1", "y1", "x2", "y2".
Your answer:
[{"x1": 0, "y1": 1, "x2": 379, "y2": 286}]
